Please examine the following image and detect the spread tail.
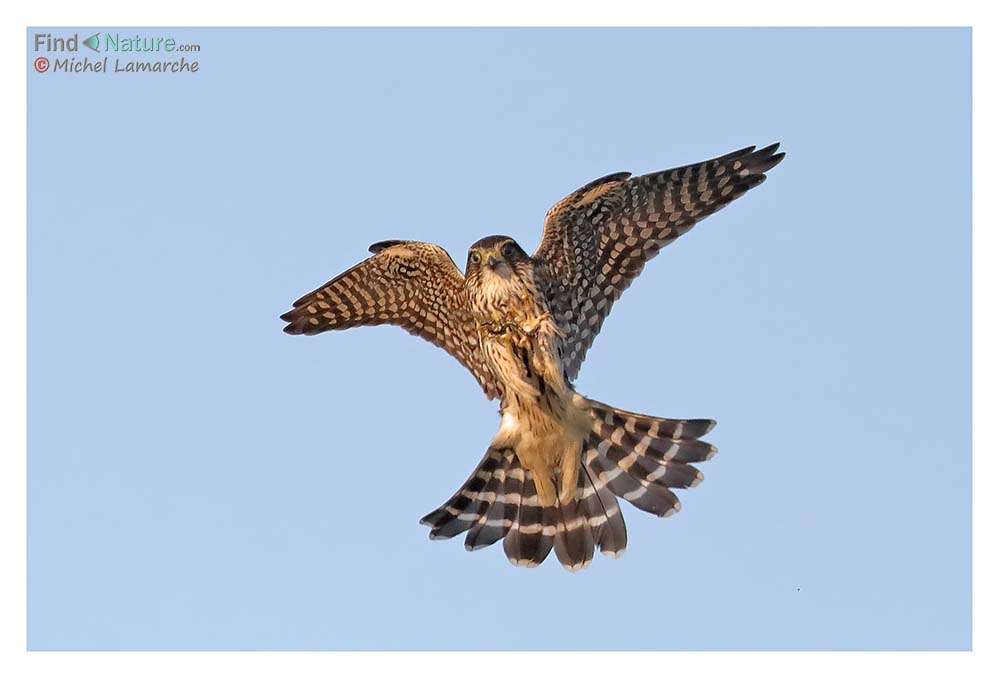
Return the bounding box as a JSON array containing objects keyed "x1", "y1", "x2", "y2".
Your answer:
[
  {"x1": 419, "y1": 398, "x2": 715, "y2": 570},
  {"x1": 419, "y1": 446, "x2": 627, "y2": 571},
  {"x1": 582, "y1": 397, "x2": 716, "y2": 517}
]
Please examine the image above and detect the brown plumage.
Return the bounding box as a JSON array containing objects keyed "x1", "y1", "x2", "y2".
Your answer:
[{"x1": 281, "y1": 143, "x2": 785, "y2": 570}]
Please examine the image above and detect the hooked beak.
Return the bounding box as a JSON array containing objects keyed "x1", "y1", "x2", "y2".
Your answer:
[{"x1": 486, "y1": 255, "x2": 501, "y2": 270}]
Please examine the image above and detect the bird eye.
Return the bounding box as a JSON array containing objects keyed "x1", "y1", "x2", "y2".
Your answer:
[
  {"x1": 501, "y1": 242, "x2": 517, "y2": 258},
  {"x1": 468, "y1": 251, "x2": 481, "y2": 264}
]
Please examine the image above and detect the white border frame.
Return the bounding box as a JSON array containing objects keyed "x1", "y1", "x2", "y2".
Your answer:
[{"x1": 2, "y1": 2, "x2": 992, "y2": 676}]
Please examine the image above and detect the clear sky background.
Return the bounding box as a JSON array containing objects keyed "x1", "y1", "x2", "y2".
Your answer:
[{"x1": 27, "y1": 28, "x2": 971, "y2": 650}]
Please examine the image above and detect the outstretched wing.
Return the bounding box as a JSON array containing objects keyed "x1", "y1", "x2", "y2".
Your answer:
[
  {"x1": 535, "y1": 143, "x2": 785, "y2": 380},
  {"x1": 281, "y1": 240, "x2": 502, "y2": 400}
]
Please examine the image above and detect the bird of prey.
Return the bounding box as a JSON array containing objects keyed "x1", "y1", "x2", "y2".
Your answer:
[{"x1": 281, "y1": 143, "x2": 785, "y2": 570}]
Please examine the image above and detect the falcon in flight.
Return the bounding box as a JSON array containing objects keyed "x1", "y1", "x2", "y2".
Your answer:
[{"x1": 281, "y1": 143, "x2": 785, "y2": 570}]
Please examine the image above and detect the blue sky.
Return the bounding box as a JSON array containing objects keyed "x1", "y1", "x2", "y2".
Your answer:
[{"x1": 27, "y1": 28, "x2": 970, "y2": 650}]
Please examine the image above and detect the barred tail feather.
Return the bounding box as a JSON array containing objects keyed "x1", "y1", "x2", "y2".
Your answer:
[
  {"x1": 580, "y1": 460, "x2": 627, "y2": 558},
  {"x1": 504, "y1": 473, "x2": 556, "y2": 568},
  {"x1": 422, "y1": 448, "x2": 627, "y2": 571},
  {"x1": 464, "y1": 460, "x2": 511, "y2": 550},
  {"x1": 500, "y1": 467, "x2": 526, "y2": 563},
  {"x1": 584, "y1": 444, "x2": 681, "y2": 516},
  {"x1": 587, "y1": 397, "x2": 716, "y2": 442},
  {"x1": 583, "y1": 398, "x2": 716, "y2": 518},
  {"x1": 419, "y1": 446, "x2": 509, "y2": 539},
  {"x1": 553, "y1": 489, "x2": 594, "y2": 571}
]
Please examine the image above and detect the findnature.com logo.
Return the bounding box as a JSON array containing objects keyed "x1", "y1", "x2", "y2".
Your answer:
[{"x1": 32, "y1": 31, "x2": 202, "y2": 74}]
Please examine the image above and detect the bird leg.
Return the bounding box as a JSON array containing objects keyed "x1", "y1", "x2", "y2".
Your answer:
[
  {"x1": 520, "y1": 312, "x2": 551, "y2": 338},
  {"x1": 478, "y1": 311, "x2": 553, "y2": 347}
]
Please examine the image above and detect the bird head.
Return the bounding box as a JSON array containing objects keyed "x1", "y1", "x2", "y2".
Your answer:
[{"x1": 465, "y1": 235, "x2": 530, "y2": 281}]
